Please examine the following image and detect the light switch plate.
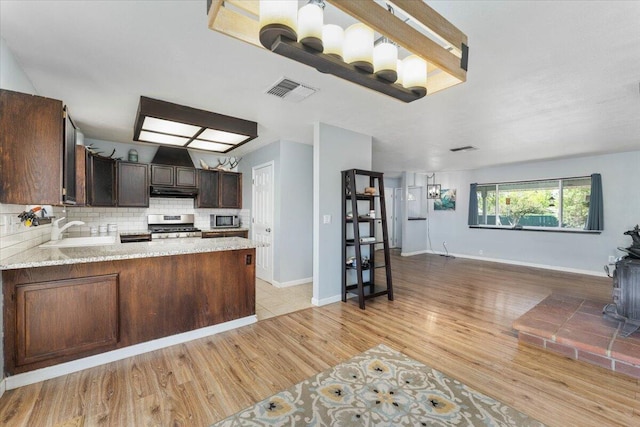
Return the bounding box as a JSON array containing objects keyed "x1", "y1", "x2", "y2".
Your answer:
[{"x1": 323, "y1": 215, "x2": 331, "y2": 224}]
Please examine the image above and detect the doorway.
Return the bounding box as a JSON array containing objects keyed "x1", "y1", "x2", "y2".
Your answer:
[{"x1": 252, "y1": 161, "x2": 274, "y2": 283}]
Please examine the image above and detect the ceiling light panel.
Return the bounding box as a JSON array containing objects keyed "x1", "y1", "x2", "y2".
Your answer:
[
  {"x1": 133, "y1": 96, "x2": 258, "y2": 152},
  {"x1": 189, "y1": 140, "x2": 234, "y2": 152},
  {"x1": 198, "y1": 128, "x2": 249, "y2": 144},
  {"x1": 142, "y1": 116, "x2": 201, "y2": 137},
  {"x1": 138, "y1": 131, "x2": 189, "y2": 146}
]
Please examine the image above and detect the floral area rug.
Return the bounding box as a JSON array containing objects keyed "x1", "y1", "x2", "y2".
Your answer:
[{"x1": 212, "y1": 344, "x2": 544, "y2": 426}]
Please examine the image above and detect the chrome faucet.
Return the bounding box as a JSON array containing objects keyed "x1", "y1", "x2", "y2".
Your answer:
[{"x1": 51, "y1": 217, "x2": 85, "y2": 240}]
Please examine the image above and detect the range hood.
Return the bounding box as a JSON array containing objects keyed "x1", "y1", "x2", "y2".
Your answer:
[
  {"x1": 150, "y1": 186, "x2": 198, "y2": 198},
  {"x1": 149, "y1": 146, "x2": 199, "y2": 198},
  {"x1": 151, "y1": 146, "x2": 195, "y2": 167}
]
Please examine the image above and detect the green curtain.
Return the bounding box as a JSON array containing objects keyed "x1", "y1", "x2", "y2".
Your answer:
[
  {"x1": 468, "y1": 183, "x2": 478, "y2": 225},
  {"x1": 585, "y1": 173, "x2": 603, "y2": 230}
]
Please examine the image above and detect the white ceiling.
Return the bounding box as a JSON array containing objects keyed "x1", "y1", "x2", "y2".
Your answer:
[{"x1": 1, "y1": 0, "x2": 639, "y2": 176}]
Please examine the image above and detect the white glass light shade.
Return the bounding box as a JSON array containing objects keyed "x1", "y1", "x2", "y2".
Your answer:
[
  {"x1": 138, "y1": 131, "x2": 189, "y2": 146},
  {"x1": 395, "y1": 59, "x2": 403, "y2": 84},
  {"x1": 298, "y1": 2, "x2": 324, "y2": 51},
  {"x1": 142, "y1": 117, "x2": 200, "y2": 137},
  {"x1": 259, "y1": 0, "x2": 298, "y2": 32},
  {"x1": 343, "y1": 23, "x2": 374, "y2": 72},
  {"x1": 199, "y1": 128, "x2": 249, "y2": 144},
  {"x1": 189, "y1": 140, "x2": 234, "y2": 152},
  {"x1": 402, "y1": 55, "x2": 427, "y2": 93},
  {"x1": 322, "y1": 24, "x2": 343, "y2": 58},
  {"x1": 373, "y1": 41, "x2": 398, "y2": 82}
]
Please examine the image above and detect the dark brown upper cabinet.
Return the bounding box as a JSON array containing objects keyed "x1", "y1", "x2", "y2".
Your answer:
[
  {"x1": 219, "y1": 171, "x2": 242, "y2": 208},
  {"x1": 197, "y1": 170, "x2": 242, "y2": 209},
  {"x1": 117, "y1": 161, "x2": 149, "y2": 207},
  {"x1": 86, "y1": 153, "x2": 116, "y2": 207},
  {"x1": 150, "y1": 164, "x2": 196, "y2": 188},
  {"x1": 0, "y1": 89, "x2": 76, "y2": 205}
]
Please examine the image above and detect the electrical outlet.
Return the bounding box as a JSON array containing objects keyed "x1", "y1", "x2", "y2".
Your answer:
[
  {"x1": 479, "y1": 250, "x2": 484, "y2": 255},
  {"x1": 608, "y1": 255, "x2": 616, "y2": 264},
  {"x1": 323, "y1": 214, "x2": 331, "y2": 224}
]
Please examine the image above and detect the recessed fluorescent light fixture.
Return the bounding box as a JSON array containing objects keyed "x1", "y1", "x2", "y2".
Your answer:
[{"x1": 133, "y1": 96, "x2": 258, "y2": 153}]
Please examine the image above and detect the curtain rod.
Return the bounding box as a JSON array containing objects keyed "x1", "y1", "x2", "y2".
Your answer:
[{"x1": 475, "y1": 174, "x2": 592, "y2": 187}]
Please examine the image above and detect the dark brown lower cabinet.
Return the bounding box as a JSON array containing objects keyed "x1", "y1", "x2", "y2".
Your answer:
[
  {"x1": 15, "y1": 275, "x2": 119, "y2": 368},
  {"x1": 3, "y1": 249, "x2": 255, "y2": 375}
]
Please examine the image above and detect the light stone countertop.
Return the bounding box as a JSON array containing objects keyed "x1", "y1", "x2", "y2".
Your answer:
[{"x1": 0, "y1": 236, "x2": 267, "y2": 270}]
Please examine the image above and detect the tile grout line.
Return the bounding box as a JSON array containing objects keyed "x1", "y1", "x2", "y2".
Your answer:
[
  {"x1": 551, "y1": 299, "x2": 583, "y2": 341},
  {"x1": 607, "y1": 323, "x2": 621, "y2": 358}
]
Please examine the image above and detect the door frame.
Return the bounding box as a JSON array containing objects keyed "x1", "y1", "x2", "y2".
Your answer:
[{"x1": 251, "y1": 160, "x2": 275, "y2": 284}]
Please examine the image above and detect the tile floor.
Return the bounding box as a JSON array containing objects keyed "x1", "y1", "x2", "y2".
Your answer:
[
  {"x1": 513, "y1": 294, "x2": 640, "y2": 378},
  {"x1": 255, "y1": 278, "x2": 314, "y2": 320}
]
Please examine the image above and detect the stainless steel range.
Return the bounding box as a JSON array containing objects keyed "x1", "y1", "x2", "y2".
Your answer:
[{"x1": 148, "y1": 214, "x2": 201, "y2": 239}]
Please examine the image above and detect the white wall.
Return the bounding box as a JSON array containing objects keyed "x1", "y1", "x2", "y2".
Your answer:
[
  {"x1": 278, "y1": 141, "x2": 313, "y2": 284},
  {"x1": 313, "y1": 123, "x2": 372, "y2": 304},
  {"x1": 0, "y1": 37, "x2": 36, "y2": 94},
  {"x1": 239, "y1": 140, "x2": 314, "y2": 286},
  {"x1": 421, "y1": 151, "x2": 640, "y2": 275}
]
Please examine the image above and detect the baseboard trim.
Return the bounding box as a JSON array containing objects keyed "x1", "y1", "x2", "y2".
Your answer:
[
  {"x1": 0, "y1": 377, "x2": 6, "y2": 399},
  {"x1": 312, "y1": 294, "x2": 342, "y2": 306},
  {"x1": 422, "y1": 249, "x2": 607, "y2": 277},
  {"x1": 400, "y1": 249, "x2": 429, "y2": 257},
  {"x1": 271, "y1": 276, "x2": 313, "y2": 288},
  {"x1": 5, "y1": 315, "x2": 257, "y2": 391}
]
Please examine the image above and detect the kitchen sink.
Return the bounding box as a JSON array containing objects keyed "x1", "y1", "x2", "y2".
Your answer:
[{"x1": 39, "y1": 235, "x2": 117, "y2": 248}]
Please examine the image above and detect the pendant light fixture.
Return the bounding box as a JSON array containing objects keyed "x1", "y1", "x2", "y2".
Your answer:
[
  {"x1": 297, "y1": 0, "x2": 325, "y2": 52},
  {"x1": 259, "y1": 0, "x2": 298, "y2": 48},
  {"x1": 216, "y1": 0, "x2": 469, "y2": 103},
  {"x1": 343, "y1": 23, "x2": 374, "y2": 73}
]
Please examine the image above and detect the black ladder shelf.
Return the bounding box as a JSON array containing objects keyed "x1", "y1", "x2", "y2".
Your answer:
[{"x1": 341, "y1": 168, "x2": 393, "y2": 309}]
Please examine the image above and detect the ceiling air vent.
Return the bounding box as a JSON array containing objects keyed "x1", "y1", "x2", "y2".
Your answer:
[
  {"x1": 265, "y1": 77, "x2": 317, "y2": 103},
  {"x1": 450, "y1": 145, "x2": 477, "y2": 152}
]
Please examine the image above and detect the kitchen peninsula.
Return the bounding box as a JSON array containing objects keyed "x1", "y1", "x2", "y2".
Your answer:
[{"x1": 1, "y1": 237, "x2": 263, "y2": 379}]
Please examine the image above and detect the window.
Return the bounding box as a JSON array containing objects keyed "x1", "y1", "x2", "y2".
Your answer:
[{"x1": 475, "y1": 177, "x2": 591, "y2": 230}]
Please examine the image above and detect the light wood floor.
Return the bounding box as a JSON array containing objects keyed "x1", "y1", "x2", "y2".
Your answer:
[{"x1": 1, "y1": 251, "x2": 638, "y2": 426}]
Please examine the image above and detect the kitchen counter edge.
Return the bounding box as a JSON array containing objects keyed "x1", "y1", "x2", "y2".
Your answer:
[{"x1": 0, "y1": 237, "x2": 267, "y2": 270}]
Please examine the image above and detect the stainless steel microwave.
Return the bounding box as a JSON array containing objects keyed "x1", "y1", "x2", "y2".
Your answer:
[{"x1": 211, "y1": 214, "x2": 239, "y2": 228}]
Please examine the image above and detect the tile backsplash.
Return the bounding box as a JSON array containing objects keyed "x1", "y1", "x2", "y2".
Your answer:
[
  {"x1": 0, "y1": 203, "x2": 63, "y2": 263},
  {"x1": 0, "y1": 200, "x2": 250, "y2": 263},
  {"x1": 66, "y1": 198, "x2": 250, "y2": 233}
]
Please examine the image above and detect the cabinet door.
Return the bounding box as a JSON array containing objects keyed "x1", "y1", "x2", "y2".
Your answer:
[
  {"x1": 15, "y1": 275, "x2": 119, "y2": 368},
  {"x1": 75, "y1": 146, "x2": 87, "y2": 206},
  {"x1": 87, "y1": 155, "x2": 116, "y2": 206},
  {"x1": 219, "y1": 171, "x2": 242, "y2": 208},
  {"x1": 176, "y1": 167, "x2": 196, "y2": 187},
  {"x1": 0, "y1": 89, "x2": 64, "y2": 205},
  {"x1": 150, "y1": 164, "x2": 174, "y2": 186},
  {"x1": 62, "y1": 107, "x2": 77, "y2": 204},
  {"x1": 118, "y1": 162, "x2": 149, "y2": 207},
  {"x1": 196, "y1": 170, "x2": 219, "y2": 208}
]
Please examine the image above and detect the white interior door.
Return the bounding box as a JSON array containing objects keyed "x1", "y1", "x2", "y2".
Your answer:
[
  {"x1": 374, "y1": 187, "x2": 394, "y2": 250},
  {"x1": 393, "y1": 188, "x2": 403, "y2": 248},
  {"x1": 252, "y1": 162, "x2": 274, "y2": 283},
  {"x1": 385, "y1": 187, "x2": 395, "y2": 248}
]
